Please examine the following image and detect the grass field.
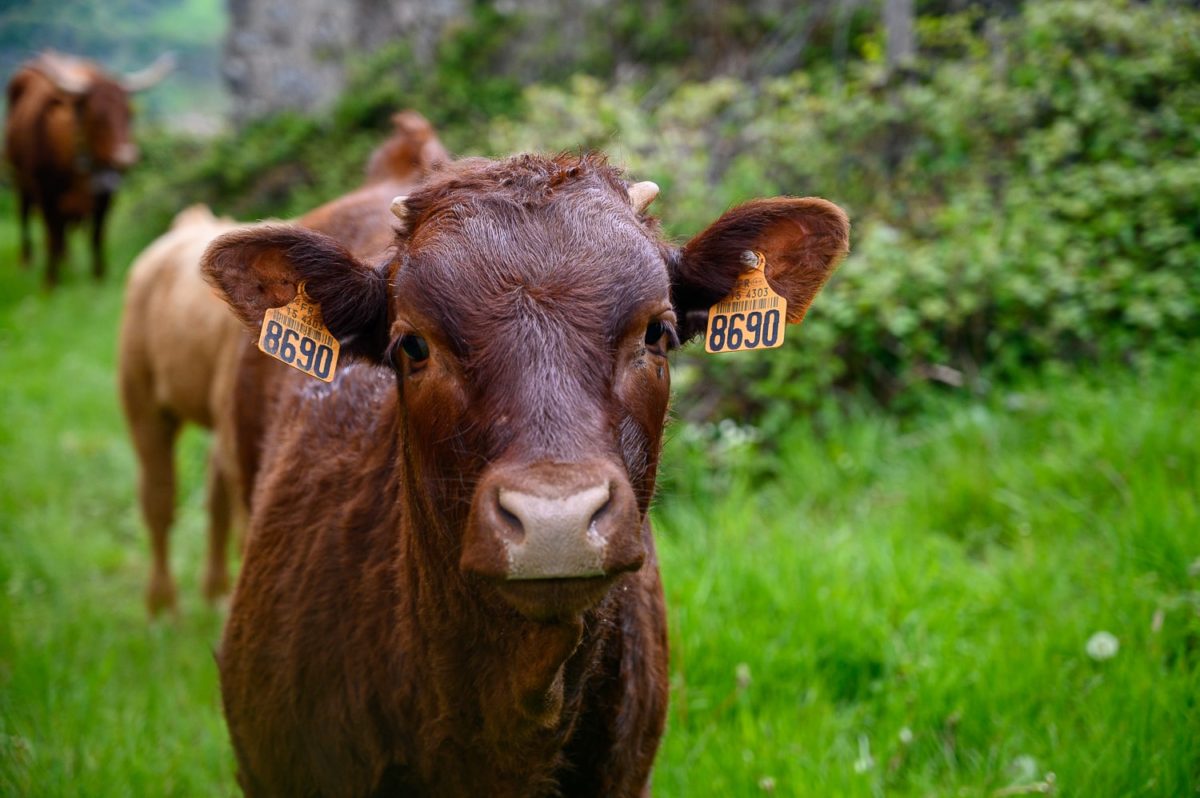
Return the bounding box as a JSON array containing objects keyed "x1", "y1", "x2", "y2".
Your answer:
[{"x1": 1, "y1": 209, "x2": 1197, "y2": 796}]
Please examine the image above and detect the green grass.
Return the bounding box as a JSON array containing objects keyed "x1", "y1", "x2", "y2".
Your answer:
[
  {"x1": 655, "y1": 361, "x2": 1200, "y2": 796},
  {"x1": 0, "y1": 206, "x2": 1197, "y2": 796}
]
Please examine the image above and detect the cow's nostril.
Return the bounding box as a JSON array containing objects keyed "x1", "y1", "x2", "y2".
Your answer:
[
  {"x1": 588, "y1": 494, "x2": 612, "y2": 530},
  {"x1": 498, "y1": 503, "x2": 522, "y2": 531}
]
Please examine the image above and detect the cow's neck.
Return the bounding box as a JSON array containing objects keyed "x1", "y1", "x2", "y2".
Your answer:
[{"x1": 395, "y1": 453, "x2": 605, "y2": 768}]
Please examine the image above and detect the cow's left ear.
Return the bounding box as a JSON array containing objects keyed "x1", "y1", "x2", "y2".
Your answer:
[
  {"x1": 669, "y1": 197, "x2": 849, "y2": 341},
  {"x1": 201, "y1": 224, "x2": 391, "y2": 363}
]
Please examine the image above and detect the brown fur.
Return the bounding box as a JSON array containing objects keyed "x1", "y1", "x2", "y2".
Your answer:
[
  {"x1": 116, "y1": 114, "x2": 449, "y2": 616},
  {"x1": 220, "y1": 170, "x2": 417, "y2": 507},
  {"x1": 4, "y1": 52, "x2": 141, "y2": 286},
  {"x1": 202, "y1": 152, "x2": 849, "y2": 796}
]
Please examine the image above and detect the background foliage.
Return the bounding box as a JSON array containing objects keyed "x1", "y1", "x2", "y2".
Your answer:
[
  {"x1": 125, "y1": 0, "x2": 1200, "y2": 432},
  {"x1": 0, "y1": 0, "x2": 228, "y2": 123}
]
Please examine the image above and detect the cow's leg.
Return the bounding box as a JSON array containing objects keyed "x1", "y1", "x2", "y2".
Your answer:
[
  {"x1": 131, "y1": 411, "x2": 181, "y2": 616},
  {"x1": 17, "y1": 191, "x2": 33, "y2": 268},
  {"x1": 90, "y1": 192, "x2": 111, "y2": 280},
  {"x1": 44, "y1": 212, "x2": 66, "y2": 288},
  {"x1": 202, "y1": 450, "x2": 234, "y2": 604}
]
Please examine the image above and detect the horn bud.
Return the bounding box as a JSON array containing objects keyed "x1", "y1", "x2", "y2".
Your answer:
[
  {"x1": 390, "y1": 195, "x2": 410, "y2": 228},
  {"x1": 628, "y1": 181, "x2": 659, "y2": 214}
]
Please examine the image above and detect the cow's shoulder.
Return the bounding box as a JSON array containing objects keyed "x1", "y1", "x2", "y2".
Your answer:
[{"x1": 265, "y1": 363, "x2": 398, "y2": 471}]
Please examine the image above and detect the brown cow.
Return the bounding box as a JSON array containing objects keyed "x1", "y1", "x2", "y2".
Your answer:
[
  {"x1": 118, "y1": 112, "x2": 449, "y2": 616},
  {"x1": 202, "y1": 152, "x2": 849, "y2": 796},
  {"x1": 4, "y1": 51, "x2": 172, "y2": 286},
  {"x1": 364, "y1": 110, "x2": 450, "y2": 185}
]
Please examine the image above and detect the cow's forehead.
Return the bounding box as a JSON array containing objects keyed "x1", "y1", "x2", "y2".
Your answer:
[{"x1": 395, "y1": 194, "x2": 671, "y2": 348}]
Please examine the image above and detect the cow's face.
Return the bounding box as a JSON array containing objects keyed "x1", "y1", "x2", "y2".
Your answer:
[
  {"x1": 203, "y1": 154, "x2": 849, "y2": 621},
  {"x1": 386, "y1": 157, "x2": 675, "y2": 619},
  {"x1": 81, "y1": 79, "x2": 137, "y2": 172}
]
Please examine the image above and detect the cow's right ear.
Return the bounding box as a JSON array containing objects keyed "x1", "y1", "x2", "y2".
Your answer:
[{"x1": 201, "y1": 224, "x2": 390, "y2": 363}]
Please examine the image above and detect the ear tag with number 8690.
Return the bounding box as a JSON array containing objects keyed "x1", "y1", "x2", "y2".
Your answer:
[
  {"x1": 704, "y1": 251, "x2": 789, "y2": 354},
  {"x1": 258, "y1": 281, "x2": 341, "y2": 382}
]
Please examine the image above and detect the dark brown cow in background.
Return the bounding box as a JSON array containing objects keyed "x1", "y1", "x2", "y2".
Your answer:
[
  {"x1": 4, "y1": 50, "x2": 172, "y2": 286},
  {"x1": 203, "y1": 153, "x2": 849, "y2": 796}
]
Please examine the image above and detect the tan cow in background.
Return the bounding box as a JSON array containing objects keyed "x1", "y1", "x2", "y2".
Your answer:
[
  {"x1": 118, "y1": 111, "x2": 448, "y2": 615},
  {"x1": 118, "y1": 205, "x2": 245, "y2": 613}
]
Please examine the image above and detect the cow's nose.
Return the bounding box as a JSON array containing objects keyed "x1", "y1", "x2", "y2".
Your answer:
[
  {"x1": 462, "y1": 460, "x2": 645, "y2": 583},
  {"x1": 114, "y1": 142, "x2": 139, "y2": 168},
  {"x1": 498, "y1": 482, "x2": 611, "y2": 579}
]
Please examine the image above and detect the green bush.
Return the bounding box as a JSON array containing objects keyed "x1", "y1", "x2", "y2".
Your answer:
[
  {"x1": 127, "y1": 0, "x2": 1200, "y2": 430},
  {"x1": 475, "y1": 0, "x2": 1200, "y2": 426}
]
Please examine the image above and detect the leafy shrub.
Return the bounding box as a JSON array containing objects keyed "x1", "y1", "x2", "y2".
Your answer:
[
  {"x1": 127, "y1": 0, "x2": 1200, "y2": 430},
  {"x1": 476, "y1": 0, "x2": 1200, "y2": 426}
]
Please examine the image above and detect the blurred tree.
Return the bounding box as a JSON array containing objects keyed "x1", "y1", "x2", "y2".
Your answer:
[{"x1": 884, "y1": 0, "x2": 915, "y2": 75}]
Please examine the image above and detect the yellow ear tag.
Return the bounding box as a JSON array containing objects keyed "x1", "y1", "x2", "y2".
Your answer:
[
  {"x1": 704, "y1": 251, "x2": 788, "y2": 354},
  {"x1": 257, "y1": 281, "x2": 341, "y2": 382}
]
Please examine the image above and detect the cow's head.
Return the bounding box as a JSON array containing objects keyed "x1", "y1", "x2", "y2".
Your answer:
[
  {"x1": 35, "y1": 52, "x2": 173, "y2": 174},
  {"x1": 79, "y1": 78, "x2": 138, "y2": 173},
  {"x1": 203, "y1": 154, "x2": 848, "y2": 621},
  {"x1": 364, "y1": 110, "x2": 451, "y2": 184}
]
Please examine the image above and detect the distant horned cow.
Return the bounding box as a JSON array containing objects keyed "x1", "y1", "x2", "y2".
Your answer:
[
  {"x1": 4, "y1": 50, "x2": 172, "y2": 286},
  {"x1": 202, "y1": 153, "x2": 849, "y2": 796}
]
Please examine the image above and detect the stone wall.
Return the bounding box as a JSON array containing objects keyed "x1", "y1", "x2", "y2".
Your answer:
[{"x1": 223, "y1": 0, "x2": 465, "y2": 122}]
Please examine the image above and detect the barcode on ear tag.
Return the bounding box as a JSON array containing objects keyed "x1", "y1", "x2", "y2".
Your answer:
[
  {"x1": 704, "y1": 251, "x2": 788, "y2": 354},
  {"x1": 257, "y1": 282, "x2": 341, "y2": 382}
]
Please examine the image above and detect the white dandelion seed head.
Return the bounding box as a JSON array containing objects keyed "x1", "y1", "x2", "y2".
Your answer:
[
  {"x1": 1009, "y1": 754, "x2": 1039, "y2": 781},
  {"x1": 735, "y1": 662, "x2": 752, "y2": 690},
  {"x1": 1086, "y1": 630, "x2": 1119, "y2": 661}
]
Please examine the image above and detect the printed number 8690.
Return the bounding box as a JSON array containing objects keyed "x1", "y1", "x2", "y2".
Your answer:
[
  {"x1": 708, "y1": 309, "x2": 782, "y2": 352},
  {"x1": 261, "y1": 319, "x2": 335, "y2": 379}
]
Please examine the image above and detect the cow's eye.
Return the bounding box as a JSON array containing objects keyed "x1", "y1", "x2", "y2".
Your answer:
[
  {"x1": 399, "y1": 334, "x2": 430, "y2": 362},
  {"x1": 387, "y1": 333, "x2": 430, "y2": 373},
  {"x1": 644, "y1": 320, "x2": 678, "y2": 353}
]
